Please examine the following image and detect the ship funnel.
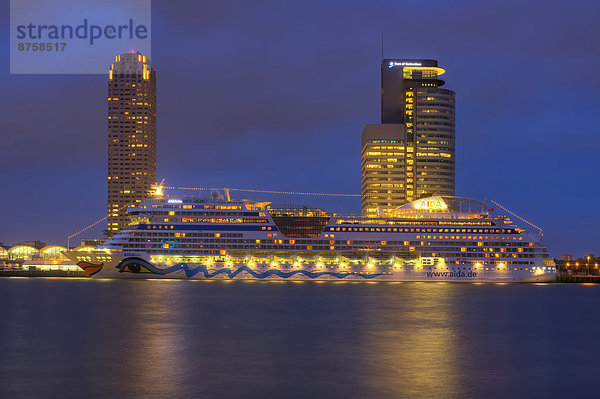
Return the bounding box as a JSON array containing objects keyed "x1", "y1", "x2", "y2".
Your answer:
[{"x1": 211, "y1": 190, "x2": 225, "y2": 200}]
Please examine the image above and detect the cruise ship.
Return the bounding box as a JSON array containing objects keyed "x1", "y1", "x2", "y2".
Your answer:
[{"x1": 65, "y1": 194, "x2": 556, "y2": 282}]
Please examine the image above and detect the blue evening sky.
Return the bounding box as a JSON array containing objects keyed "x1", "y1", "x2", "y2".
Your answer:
[{"x1": 0, "y1": 0, "x2": 598, "y2": 257}]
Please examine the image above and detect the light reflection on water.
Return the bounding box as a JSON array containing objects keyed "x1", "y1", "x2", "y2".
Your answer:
[
  {"x1": 0, "y1": 279, "x2": 599, "y2": 398},
  {"x1": 358, "y1": 283, "x2": 463, "y2": 397}
]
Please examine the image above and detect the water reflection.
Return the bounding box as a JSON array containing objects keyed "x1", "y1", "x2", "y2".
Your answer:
[
  {"x1": 113, "y1": 282, "x2": 187, "y2": 397},
  {"x1": 1, "y1": 279, "x2": 600, "y2": 398},
  {"x1": 358, "y1": 283, "x2": 463, "y2": 397}
]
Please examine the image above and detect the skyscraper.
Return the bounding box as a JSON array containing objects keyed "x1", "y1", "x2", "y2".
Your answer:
[
  {"x1": 361, "y1": 59, "x2": 455, "y2": 217},
  {"x1": 107, "y1": 52, "x2": 156, "y2": 234}
]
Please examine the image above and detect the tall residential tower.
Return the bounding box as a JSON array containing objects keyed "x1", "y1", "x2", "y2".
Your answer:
[
  {"x1": 361, "y1": 59, "x2": 455, "y2": 217},
  {"x1": 107, "y1": 52, "x2": 157, "y2": 234}
]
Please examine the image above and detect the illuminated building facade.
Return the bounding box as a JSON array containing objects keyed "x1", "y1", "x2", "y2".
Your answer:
[
  {"x1": 361, "y1": 124, "x2": 407, "y2": 214},
  {"x1": 361, "y1": 59, "x2": 455, "y2": 217},
  {"x1": 0, "y1": 243, "x2": 86, "y2": 271},
  {"x1": 107, "y1": 52, "x2": 156, "y2": 234}
]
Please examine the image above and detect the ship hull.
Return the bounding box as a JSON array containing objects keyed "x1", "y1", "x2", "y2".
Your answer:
[{"x1": 65, "y1": 251, "x2": 556, "y2": 283}]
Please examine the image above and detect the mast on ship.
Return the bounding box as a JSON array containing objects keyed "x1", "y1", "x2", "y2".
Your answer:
[{"x1": 150, "y1": 178, "x2": 166, "y2": 199}]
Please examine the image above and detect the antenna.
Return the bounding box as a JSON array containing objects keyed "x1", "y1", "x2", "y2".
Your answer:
[{"x1": 381, "y1": 34, "x2": 384, "y2": 60}]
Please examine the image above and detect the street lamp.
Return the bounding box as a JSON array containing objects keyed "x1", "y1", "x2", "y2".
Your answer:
[{"x1": 587, "y1": 256, "x2": 590, "y2": 276}]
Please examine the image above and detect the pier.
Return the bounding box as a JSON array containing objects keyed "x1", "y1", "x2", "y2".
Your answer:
[
  {"x1": 0, "y1": 269, "x2": 87, "y2": 278},
  {"x1": 555, "y1": 273, "x2": 600, "y2": 283}
]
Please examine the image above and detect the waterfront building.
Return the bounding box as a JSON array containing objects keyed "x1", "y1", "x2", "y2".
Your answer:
[
  {"x1": 5, "y1": 245, "x2": 40, "y2": 261},
  {"x1": 22, "y1": 260, "x2": 81, "y2": 272},
  {"x1": 14, "y1": 240, "x2": 46, "y2": 249},
  {"x1": 361, "y1": 124, "x2": 406, "y2": 214},
  {"x1": 80, "y1": 238, "x2": 106, "y2": 247},
  {"x1": 107, "y1": 52, "x2": 157, "y2": 235},
  {"x1": 0, "y1": 243, "x2": 89, "y2": 265},
  {"x1": 361, "y1": 59, "x2": 455, "y2": 217},
  {"x1": 559, "y1": 254, "x2": 573, "y2": 261}
]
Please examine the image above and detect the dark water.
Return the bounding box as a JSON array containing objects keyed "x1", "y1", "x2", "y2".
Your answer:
[{"x1": 1, "y1": 278, "x2": 599, "y2": 398}]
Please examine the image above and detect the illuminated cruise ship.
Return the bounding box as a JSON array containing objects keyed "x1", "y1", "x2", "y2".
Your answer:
[{"x1": 65, "y1": 194, "x2": 556, "y2": 282}]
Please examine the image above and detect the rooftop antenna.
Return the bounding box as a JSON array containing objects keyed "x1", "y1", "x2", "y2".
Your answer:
[{"x1": 381, "y1": 34, "x2": 384, "y2": 61}]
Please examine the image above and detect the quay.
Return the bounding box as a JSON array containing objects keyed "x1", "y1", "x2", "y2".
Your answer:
[
  {"x1": 556, "y1": 274, "x2": 600, "y2": 283},
  {"x1": 0, "y1": 269, "x2": 88, "y2": 278}
]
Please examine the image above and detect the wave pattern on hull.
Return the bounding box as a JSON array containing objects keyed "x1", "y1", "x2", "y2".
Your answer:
[{"x1": 118, "y1": 259, "x2": 384, "y2": 279}]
